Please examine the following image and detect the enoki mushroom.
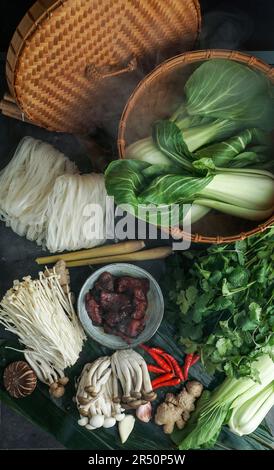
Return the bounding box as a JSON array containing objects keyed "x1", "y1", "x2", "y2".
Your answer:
[{"x1": 0, "y1": 269, "x2": 86, "y2": 396}]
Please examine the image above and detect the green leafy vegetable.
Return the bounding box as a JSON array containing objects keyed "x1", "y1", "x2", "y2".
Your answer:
[
  {"x1": 108, "y1": 224, "x2": 274, "y2": 452},
  {"x1": 126, "y1": 59, "x2": 274, "y2": 166},
  {"x1": 152, "y1": 120, "x2": 193, "y2": 169},
  {"x1": 172, "y1": 354, "x2": 274, "y2": 449},
  {"x1": 139, "y1": 173, "x2": 213, "y2": 205},
  {"x1": 163, "y1": 228, "x2": 274, "y2": 378},
  {"x1": 229, "y1": 380, "x2": 274, "y2": 436},
  {"x1": 120, "y1": 59, "x2": 274, "y2": 224},
  {"x1": 194, "y1": 128, "x2": 271, "y2": 168},
  {"x1": 105, "y1": 146, "x2": 274, "y2": 224},
  {"x1": 184, "y1": 59, "x2": 274, "y2": 131}
]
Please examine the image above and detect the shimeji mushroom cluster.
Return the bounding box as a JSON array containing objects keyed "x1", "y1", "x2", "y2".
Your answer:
[{"x1": 76, "y1": 349, "x2": 156, "y2": 430}]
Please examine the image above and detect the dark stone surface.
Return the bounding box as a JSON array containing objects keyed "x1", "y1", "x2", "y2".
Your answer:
[{"x1": 0, "y1": 404, "x2": 64, "y2": 449}]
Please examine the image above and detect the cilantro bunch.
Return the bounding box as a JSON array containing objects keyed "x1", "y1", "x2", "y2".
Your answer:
[{"x1": 165, "y1": 228, "x2": 274, "y2": 379}]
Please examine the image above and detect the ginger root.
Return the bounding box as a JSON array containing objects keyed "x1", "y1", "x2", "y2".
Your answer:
[
  {"x1": 54, "y1": 260, "x2": 71, "y2": 295},
  {"x1": 155, "y1": 381, "x2": 203, "y2": 434},
  {"x1": 45, "y1": 260, "x2": 73, "y2": 298}
]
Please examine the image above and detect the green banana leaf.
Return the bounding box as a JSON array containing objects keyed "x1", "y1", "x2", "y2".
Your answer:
[{"x1": 0, "y1": 318, "x2": 273, "y2": 450}]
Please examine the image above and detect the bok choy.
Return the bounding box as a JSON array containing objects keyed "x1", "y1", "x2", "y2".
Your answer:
[
  {"x1": 126, "y1": 59, "x2": 274, "y2": 164},
  {"x1": 111, "y1": 59, "x2": 274, "y2": 225},
  {"x1": 172, "y1": 355, "x2": 274, "y2": 450},
  {"x1": 183, "y1": 59, "x2": 274, "y2": 130},
  {"x1": 105, "y1": 156, "x2": 274, "y2": 226},
  {"x1": 229, "y1": 380, "x2": 274, "y2": 436}
]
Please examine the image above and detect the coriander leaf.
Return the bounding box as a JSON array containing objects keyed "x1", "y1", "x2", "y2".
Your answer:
[
  {"x1": 222, "y1": 279, "x2": 231, "y2": 296},
  {"x1": 249, "y1": 302, "x2": 262, "y2": 323},
  {"x1": 228, "y1": 267, "x2": 249, "y2": 287},
  {"x1": 208, "y1": 271, "x2": 223, "y2": 285},
  {"x1": 176, "y1": 285, "x2": 198, "y2": 315},
  {"x1": 163, "y1": 228, "x2": 274, "y2": 379},
  {"x1": 216, "y1": 338, "x2": 233, "y2": 356},
  {"x1": 242, "y1": 320, "x2": 258, "y2": 332},
  {"x1": 210, "y1": 296, "x2": 233, "y2": 311}
]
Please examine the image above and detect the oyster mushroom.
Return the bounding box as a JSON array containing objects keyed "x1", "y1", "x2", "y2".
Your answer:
[
  {"x1": 112, "y1": 349, "x2": 156, "y2": 405},
  {"x1": 112, "y1": 352, "x2": 132, "y2": 402},
  {"x1": 76, "y1": 349, "x2": 156, "y2": 433},
  {"x1": 76, "y1": 356, "x2": 123, "y2": 431}
]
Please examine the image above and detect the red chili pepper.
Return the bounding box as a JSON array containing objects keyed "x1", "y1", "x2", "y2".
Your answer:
[
  {"x1": 151, "y1": 372, "x2": 174, "y2": 388},
  {"x1": 163, "y1": 353, "x2": 184, "y2": 382},
  {"x1": 139, "y1": 344, "x2": 172, "y2": 372},
  {"x1": 159, "y1": 353, "x2": 174, "y2": 372},
  {"x1": 147, "y1": 364, "x2": 166, "y2": 374},
  {"x1": 183, "y1": 353, "x2": 194, "y2": 381},
  {"x1": 140, "y1": 344, "x2": 166, "y2": 355},
  {"x1": 150, "y1": 347, "x2": 165, "y2": 355},
  {"x1": 191, "y1": 354, "x2": 200, "y2": 366},
  {"x1": 152, "y1": 377, "x2": 181, "y2": 390}
]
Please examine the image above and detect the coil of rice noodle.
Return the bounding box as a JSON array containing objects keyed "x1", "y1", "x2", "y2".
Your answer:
[
  {"x1": 0, "y1": 137, "x2": 108, "y2": 252},
  {"x1": 46, "y1": 173, "x2": 107, "y2": 252},
  {"x1": 0, "y1": 137, "x2": 77, "y2": 244}
]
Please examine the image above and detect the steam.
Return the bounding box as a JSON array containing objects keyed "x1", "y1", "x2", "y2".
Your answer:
[{"x1": 199, "y1": 3, "x2": 254, "y2": 50}]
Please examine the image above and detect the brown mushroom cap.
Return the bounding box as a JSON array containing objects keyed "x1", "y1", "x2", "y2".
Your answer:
[
  {"x1": 3, "y1": 361, "x2": 37, "y2": 398},
  {"x1": 50, "y1": 385, "x2": 65, "y2": 398},
  {"x1": 58, "y1": 376, "x2": 69, "y2": 386}
]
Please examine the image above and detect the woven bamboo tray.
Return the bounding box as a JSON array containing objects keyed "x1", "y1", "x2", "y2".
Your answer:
[
  {"x1": 3, "y1": 0, "x2": 201, "y2": 133},
  {"x1": 118, "y1": 49, "x2": 274, "y2": 244}
]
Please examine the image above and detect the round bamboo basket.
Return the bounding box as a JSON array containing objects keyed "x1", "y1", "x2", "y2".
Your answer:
[
  {"x1": 118, "y1": 49, "x2": 274, "y2": 244},
  {"x1": 6, "y1": 0, "x2": 201, "y2": 134}
]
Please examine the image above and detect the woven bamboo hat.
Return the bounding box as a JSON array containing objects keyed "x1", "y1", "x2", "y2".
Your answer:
[
  {"x1": 6, "y1": 0, "x2": 200, "y2": 134},
  {"x1": 118, "y1": 49, "x2": 274, "y2": 243}
]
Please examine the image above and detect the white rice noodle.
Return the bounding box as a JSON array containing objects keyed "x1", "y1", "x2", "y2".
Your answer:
[
  {"x1": 46, "y1": 173, "x2": 107, "y2": 252},
  {"x1": 0, "y1": 137, "x2": 77, "y2": 244},
  {"x1": 0, "y1": 271, "x2": 86, "y2": 385}
]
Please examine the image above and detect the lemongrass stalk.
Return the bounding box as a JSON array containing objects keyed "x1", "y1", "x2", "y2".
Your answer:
[
  {"x1": 36, "y1": 240, "x2": 145, "y2": 265},
  {"x1": 65, "y1": 247, "x2": 172, "y2": 267}
]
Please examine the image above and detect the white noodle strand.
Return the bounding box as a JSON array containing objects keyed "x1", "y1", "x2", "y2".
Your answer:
[
  {"x1": 0, "y1": 137, "x2": 109, "y2": 252},
  {"x1": 46, "y1": 173, "x2": 107, "y2": 252},
  {"x1": 0, "y1": 137, "x2": 77, "y2": 243}
]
